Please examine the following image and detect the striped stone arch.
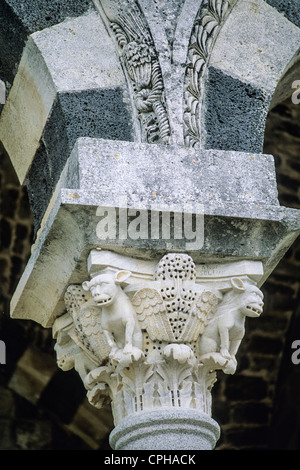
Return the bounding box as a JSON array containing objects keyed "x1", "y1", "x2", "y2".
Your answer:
[
  {"x1": 191, "y1": 0, "x2": 300, "y2": 153},
  {"x1": 0, "y1": 1, "x2": 134, "y2": 234}
]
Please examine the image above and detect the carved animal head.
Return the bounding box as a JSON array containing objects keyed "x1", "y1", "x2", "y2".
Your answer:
[
  {"x1": 53, "y1": 313, "x2": 76, "y2": 371},
  {"x1": 82, "y1": 270, "x2": 131, "y2": 306},
  {"x1": 55, "y1": 343, "x2": 75, "y2": 371},
  {"x1": 220, "y1": 278, "x2": 264, "y2": 318}
]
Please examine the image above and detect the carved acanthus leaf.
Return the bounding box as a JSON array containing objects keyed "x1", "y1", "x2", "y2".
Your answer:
[{"x1": 53, "y1": 251, "x2": 264, "y2": 426}]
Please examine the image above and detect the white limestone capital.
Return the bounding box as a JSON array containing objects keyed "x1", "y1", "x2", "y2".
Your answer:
[{"x1": 53, "y1": 250, "x2": 264, "y2": 432}]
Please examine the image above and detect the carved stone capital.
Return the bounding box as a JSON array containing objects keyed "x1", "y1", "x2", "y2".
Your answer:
[{"x1": 53, "y1": 250, "x2": 264, "y2": 443}]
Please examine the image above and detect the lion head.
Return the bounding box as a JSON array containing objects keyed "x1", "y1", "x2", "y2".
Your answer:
[{"x1": 219, "y1": 278, "x2": 264, "y2": 318}]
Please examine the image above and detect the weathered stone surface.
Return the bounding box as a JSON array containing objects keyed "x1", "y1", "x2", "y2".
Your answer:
[
  {"x1": 0, "y1": 0, "x2": 94, "y2": 88},
  {"x1": 2, "y1": 0, "x2": 93, "y2": 32},
  {"x1": 0, "y1": 10, "x2": 127, "y2": 184},
  {"x1": 265, "y1": 0, "x2": 300, "y2": 28},
  {"x1": 31, "y1": 11, "x2": 124, "y2": 93},
  {"x1": 210, "y1": 1, "x2": 300, "y2": 95},
  {"x1": 0, "y1": 36, "x2": 57, "y2": 184},
  {"x1": 64, "y1": 138, "x2": 280, "y2": 207},
  {"x1": 204, "y1": 0, "x2": 300, "y2": 152},
  {"x1": 204, "y1": 68, "x2": 269, "y2": 152},
  {"x1": 26, "y1": 91, "x2": 134, "y2": 235}
]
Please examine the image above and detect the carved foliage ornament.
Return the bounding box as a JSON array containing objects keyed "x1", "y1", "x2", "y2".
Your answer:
[
  {"x1": 98, "y1": 0, "x2": 171, "y2": 145},
  {"x1": 183, "y1": 0, "x2": 234, "y2": 148},
  {"x1": 132, "y1": 255, "x2": 218, "y2": 344},
  {"x1": 53, "y1": 253, "x2": 263, "y2": 425},
  {"x1": 96, "y1": 0, "x2": 236, "y2": 148}
]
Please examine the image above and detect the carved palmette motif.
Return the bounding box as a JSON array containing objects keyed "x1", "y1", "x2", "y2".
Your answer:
[
  {"x1": 132, "y1": 254, "x2": 218, "y2": 343},
  {"x1": 132, "y1": 287, "x2": 218, "y2": 343},
  {"x1": 99, "y1": 0, "x2": 171, "y2": 144}
]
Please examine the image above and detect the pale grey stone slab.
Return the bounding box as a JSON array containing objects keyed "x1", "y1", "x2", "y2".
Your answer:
[
  {"x1": 32, "y1": 11, "x2": 124, "y2": 92},
  {"x1": 63, "y1": 137, "x2": 280, "y2": 208}
]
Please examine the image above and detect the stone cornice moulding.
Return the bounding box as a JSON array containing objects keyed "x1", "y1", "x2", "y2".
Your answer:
[{"x1": 87, "y1": 249, "x2": 264, "y2": 286}]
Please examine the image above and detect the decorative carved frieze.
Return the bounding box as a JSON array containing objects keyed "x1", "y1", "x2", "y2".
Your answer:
[
  {"x1": 183, "y1": 0, "x2": 235, "y2": 148},
  {"x1": 97, "y1": 0, "x2": 171, "y2": 145},
  {"x1": 53, "y1": 251, "x2": 264, "y2": 426}
]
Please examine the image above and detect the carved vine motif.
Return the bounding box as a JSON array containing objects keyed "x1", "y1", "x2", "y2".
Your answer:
[
  {"x1": 183, "y1": 0, "x2": 234, "y2": 148},
  {"x1": 53, "y1": 253, "x2": 263, "y2": 425},
  {"x1": 99, "y1": 0, "x2": 171, "y2": 145}
]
